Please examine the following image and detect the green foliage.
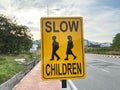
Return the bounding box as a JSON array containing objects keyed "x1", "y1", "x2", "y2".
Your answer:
[
  {"x1": 112, "y1": 33, "x2": 120, "y2": 49},
  {"x1": 0, "y1": 14, "x2": 33, "y2": 54},
  {"x1": 85, "y1": 47, "x2": 110, "y2": 54},
  {"x1": 0, "y1": 63, "x2": 25, "y2": 84},
  {"x1": 85, "y1": 47, "x2": 120, "y2": 55},
  {"x1": 0, "y1": 52, "x2": 40, "y2": 84},
  {"x1": 0, "y1": 57, "x2": 6, "y2": 65},
  {"x1": 0, "y1": 57, "x2": 6, "y2": 61},
  {"x1": 0, "y1": 55, "x2": 25, "y2": 84}
]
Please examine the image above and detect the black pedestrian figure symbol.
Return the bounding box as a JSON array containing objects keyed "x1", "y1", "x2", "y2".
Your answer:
[
  {"x1": 50, "y1": 36, "x2": 60, "y2": 60},
  {"x1": 64, "y1": 35, "x2": 77, "y2": 60}
]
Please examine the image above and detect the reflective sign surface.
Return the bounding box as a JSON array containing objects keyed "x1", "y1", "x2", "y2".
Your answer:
[{"x1": 41, "y1": 17, "x2": 86, "y2": 80}]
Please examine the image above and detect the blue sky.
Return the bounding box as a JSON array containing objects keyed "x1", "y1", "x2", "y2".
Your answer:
[{"x1": 0, "y1": 0, "x2": 120, "y2": 42}]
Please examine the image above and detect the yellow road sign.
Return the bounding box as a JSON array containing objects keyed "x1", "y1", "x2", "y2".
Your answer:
[{"x1": 41, "y1": 17, "x2": 86, "y2": 80}]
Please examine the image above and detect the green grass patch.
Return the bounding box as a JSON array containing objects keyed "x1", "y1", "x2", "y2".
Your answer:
[
  {"x1": 0, "y1": 55, "x2": 25, "y2": 84},
  {"x1": 85, "y1": 47, "x2": 120, "y2": 55},
  {"x1": 0, "y1": 51, "x2": 40, "y2": 84},
  {"x1": 0, "y1": 63, "x2": 25, "y2": 84}
]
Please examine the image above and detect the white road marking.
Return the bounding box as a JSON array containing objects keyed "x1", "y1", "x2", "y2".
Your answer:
[
  {"x1": 89, "y1": 65, "x2": 110, "y2": 73},
  {"x1": 68, "y1": 80, "x2": 78, "y2": 90},
  {"x1": 101, "y1": 69, "x2": 110, "y2": 73}
]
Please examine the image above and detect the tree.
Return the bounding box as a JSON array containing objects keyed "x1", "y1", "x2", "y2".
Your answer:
[
  {"x1": 112, "y1": 33, "x2": 120, "y2": 50},
  {"x1": 0, "y1": 14, "x2": 13, "y2": 53},
  {"x1": 0, "y1": 14, "x2": 33, "y2": 54}
]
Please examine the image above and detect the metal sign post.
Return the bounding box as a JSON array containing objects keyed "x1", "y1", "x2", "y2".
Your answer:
[{"x1": 62, "y1": 80, "x2": 67, "y2": 88}]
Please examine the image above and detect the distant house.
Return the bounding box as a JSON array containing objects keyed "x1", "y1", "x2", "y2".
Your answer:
[{"x1": 30, "y1": 44, "x2": 38, "y2": 52}]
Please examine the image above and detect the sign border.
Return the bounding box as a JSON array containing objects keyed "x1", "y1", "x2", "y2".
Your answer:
[{"x1": 41, "y1": 17, "x2": 86, "y2": 80}]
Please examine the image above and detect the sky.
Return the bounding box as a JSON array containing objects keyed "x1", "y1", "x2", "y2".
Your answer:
[{"x1": 0, "y1": 0, "x2": 120, "y2": 42}]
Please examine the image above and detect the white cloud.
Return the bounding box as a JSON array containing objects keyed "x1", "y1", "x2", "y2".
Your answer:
[
  {"x1": 0, "y1": 0, "x2": 120, "y2": 42},
  {"x1": 84, "y1": 7, "x2": 120, "y2": 42}
]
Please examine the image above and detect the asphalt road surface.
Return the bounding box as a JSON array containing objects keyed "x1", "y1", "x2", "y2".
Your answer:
[{"x1": 72, "y1": 54, "x2": 120, "y2": 90}]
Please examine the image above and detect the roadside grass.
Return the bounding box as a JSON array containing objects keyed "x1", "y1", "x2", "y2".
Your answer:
[
  {"x1": 0, "y1": 51, "x2": 40, "y2": 84},
  {"x1": 0, "y1": 62, "x2": 25, "y2": 84},
  {"x1": 106, "y1": 51, "x2": 120, "y2": 55},
  {"x1": 85, "y1": 47, "x2": 120, "y2": 55}
]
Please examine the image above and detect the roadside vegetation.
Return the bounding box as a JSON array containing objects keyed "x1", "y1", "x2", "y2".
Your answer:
[
  {"x1": 0, "y1": 14, "x2": 33, "y2": 54},
  {"x1": 85, "y1": 33, "x2": 120, "y2": 55},
  {"x1": 0, "y1": 14, "x2": 40, "y2": 84},
  {"x1": 0, "y1": 52, "x2": 40, "y2": 84},
  {"x1": 85, "y1": 47, "x2": 120, "y2": 55},
  {"x1": 0, "y1": 55, "x2": 25, "y2": 84}
]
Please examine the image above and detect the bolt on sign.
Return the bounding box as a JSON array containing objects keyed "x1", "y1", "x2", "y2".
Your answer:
[{"x1": 41, "y1": 17, "x2": 86, "y2": 80}]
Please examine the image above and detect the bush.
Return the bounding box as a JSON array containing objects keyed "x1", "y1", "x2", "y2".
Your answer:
[{"x1": 112, "y1": 33, "x2": 120, "y2": 49}]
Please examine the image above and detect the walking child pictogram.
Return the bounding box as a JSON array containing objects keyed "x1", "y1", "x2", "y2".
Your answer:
[
  {"x1": 64, "y1": 35, "x2": 77, "y2": 60},
  {"x1": 50, "y1": 36, "x2": 60, "y2": 60}
]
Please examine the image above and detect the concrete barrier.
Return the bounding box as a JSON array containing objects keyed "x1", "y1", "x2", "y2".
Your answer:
[{"x1": 0, "y1": 60, "x2": 39, "y2": 90}]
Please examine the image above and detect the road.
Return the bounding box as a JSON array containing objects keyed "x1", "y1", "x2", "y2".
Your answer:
[{"x1": 72, "y1": 54, "x2": 120, "y2": 90}]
